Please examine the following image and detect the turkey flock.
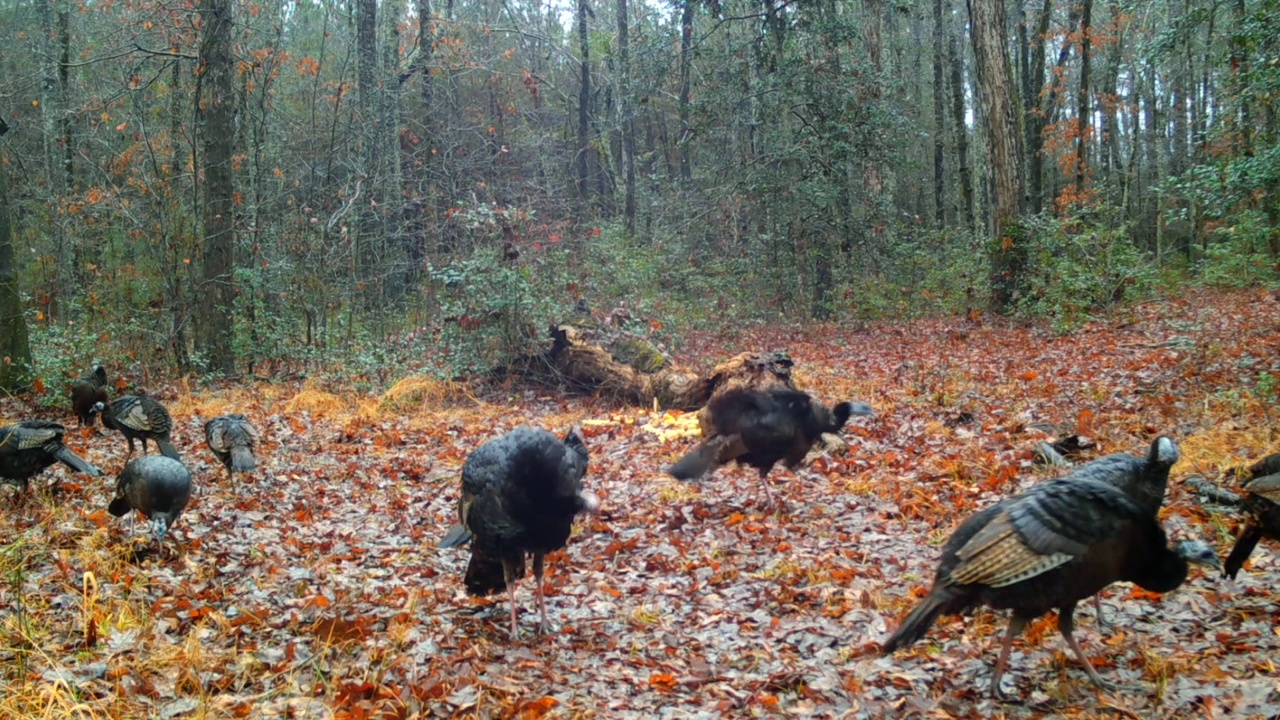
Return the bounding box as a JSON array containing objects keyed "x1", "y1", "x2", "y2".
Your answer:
[
  {"x1": 4, "y1": 365, "x2": 256, "y2": 549},
  {"x1": 4, "y1": 365, "x2": 1277, "y2": 699}
]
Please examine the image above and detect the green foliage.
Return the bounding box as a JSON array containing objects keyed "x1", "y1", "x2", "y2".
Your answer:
[
  {"x1": 26, "y1": 312, "x2": 100, "y2": 410},
  {"x1": 1197, "y1": 211, "x2": 1277, "y2": 288},
  {"x1": 427, "y1": 203, "x2": 570, "y2": 377},
  {"x1": 1257, "y1": 370, "x2": 1278, "y2": 405},
  {"x1": 1016, "y1": 211, "x2": 1159, "y2": 331},
  {"x1": 580, "y1": 223, "x2": 763, "y2": 336},
  {"x1": 838, "y1": 228, "x2": 988, "y2": 320}
]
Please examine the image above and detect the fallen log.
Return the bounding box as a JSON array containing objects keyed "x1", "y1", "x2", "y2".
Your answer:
[{"x1": 506, "y1": 324, "x2": 799, "y2": 410}]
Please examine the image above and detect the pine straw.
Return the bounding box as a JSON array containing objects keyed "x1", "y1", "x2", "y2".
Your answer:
[
  {"x1": 1179, "y1": 421, "x2": 1279, "y2": 481},
  {"x1": 282, "y1": 383, "x2": 349, "y2": 419},
  {"x1": 169, "y1": 381, "x2": 293, "y2": 421}
]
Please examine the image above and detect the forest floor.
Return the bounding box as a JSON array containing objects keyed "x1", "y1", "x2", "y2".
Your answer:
[{"x1": 2, "y1": 287, "x2": 1280, "y2": 719}]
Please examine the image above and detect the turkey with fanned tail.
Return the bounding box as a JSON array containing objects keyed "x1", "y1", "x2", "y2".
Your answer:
[
  {"x1": 881, "y1": 476, "x2": 1220, "y2": 697},
  {"x1": 667, "y1": 387, "x2": 872, "y2": 506},
  {"x1": 439, "y1": 426, "x2": 598, "y2": 638}
]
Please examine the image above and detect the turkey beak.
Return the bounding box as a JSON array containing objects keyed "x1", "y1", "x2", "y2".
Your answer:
[{"x1": 578, "y1": 491, "x2": 601, "y2": 514}]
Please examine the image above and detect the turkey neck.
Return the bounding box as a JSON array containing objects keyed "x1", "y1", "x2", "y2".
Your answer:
[
  {"x1": 1131, "y1": 463, "x2": 1169, "y2": 515},
  {"x1": 1125, "y1": 544, "x2": 1189, "y2": 593}
]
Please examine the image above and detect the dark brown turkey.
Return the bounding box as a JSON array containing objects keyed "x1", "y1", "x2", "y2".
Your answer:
[
  {"x1": 108, "y1": 456, "x2": 193, "y2": 545},
  {"x1": 1224, "y1": 452, "x2": 1280, "y2": 579},
  {"x1": 667, "y1": 387, "x2": 872, "y2": 506},
  {"x1": 0, "y1": 420, "x2": 102, "y2": 491},
  {"x1": 440, "y1": 426, "x2": 598, "y2": 638},
  {"x1": 69, "y1": 366, "x2": 109, "y2": 427}
]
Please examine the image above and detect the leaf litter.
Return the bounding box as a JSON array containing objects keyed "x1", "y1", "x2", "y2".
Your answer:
[{"x1": 2, "y1": 288, "x2": 1280, "y2": 718}]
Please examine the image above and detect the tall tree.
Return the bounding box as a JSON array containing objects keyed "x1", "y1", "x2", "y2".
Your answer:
[
  {"x1": 949, "y1": 0, "x2": 976, "y2": 233},
  {"x1": 969, "y1": 0, "x2": 1027, "y2": 311},
  {"x1": 0, "y1": 118, "x2": 33, "y2": 391},
  {"x1": 618, "y1": 0, "x2": 636, "y2": 234},
  {"x1": 1074, "y1": 0, "x2": 1094, "y2": 198},
  {"x1": 356, "y1": 0, "x2": 382, "y2": 300},
  {"x1": 678, "y1": 0, "x2": 694, "y2": 183},
  {"x1": 577, "y1": 0, "x2": 593, "y2": 201},
  {"x1": 932, "y1": 0, "x2": 946, "y2": 228},
  {"x1": 197, "y1": 0, "x2": 236, "y2": 373}
]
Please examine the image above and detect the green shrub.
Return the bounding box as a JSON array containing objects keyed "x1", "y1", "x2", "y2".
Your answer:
[
  {"x1": 1016, "y1": 210, "x2": 1158, "y2": 331},
  {"x1": 1197, "y1": 211, "x2": 1277, "y2": 288}
]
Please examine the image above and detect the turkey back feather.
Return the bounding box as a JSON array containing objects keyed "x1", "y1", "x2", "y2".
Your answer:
[{"x1": 0, "y1": 420, "x2": 102, "y2": 488}]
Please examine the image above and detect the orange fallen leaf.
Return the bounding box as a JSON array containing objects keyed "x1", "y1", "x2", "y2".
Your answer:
[{"x1": 649, "y1": 672, "x2": 677, "y2": 692}]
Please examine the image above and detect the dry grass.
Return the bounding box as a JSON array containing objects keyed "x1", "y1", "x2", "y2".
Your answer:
[{"x1": 282, "y1": 382, "x2": 350, "y2": 418}]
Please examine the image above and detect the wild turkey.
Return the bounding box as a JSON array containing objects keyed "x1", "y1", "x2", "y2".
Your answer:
[
  {"x1": 90, "y1": 395, "x2": 180, "y2": 460},
  {"x1": 439, "y1": 426, "x2": 599, "y2": 638},
  {"x1": 666, "y1": 387, "x2": 873, "y2": 505},
  {"x1": 1224, "y1": 452, "x2": 1280, "y2": 578},
  {"x1": 881, "y1": 476, "x2": 1220, "y2": 696},
  {"x1": 108, "y1": 456, "x2": 192, "y2": 544},
  {"x1": 0, "y1": 420, "x2": 102, "y2": 490},
  {"x1": 204, "y1": 414, "x2": 259, "y2": 482},
  {"x1": 69, "y1": 366, "x2": 109, "y2": 427},
  {"x1": 1066, "y1": 435, "x2": 1179, "y2": 622}
]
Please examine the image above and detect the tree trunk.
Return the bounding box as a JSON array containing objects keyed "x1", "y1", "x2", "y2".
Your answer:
[
  {"x1": 863, "y1": 0, "x2": 885, "y2": 204},
  {"x1": 1074, "y1": 0, "x2": 1093, "y2": 199},
  {"x1": 1230, "y1": 0, "x2": 1250, "y2": 154},
  {"x1": 38, "y1": 0, "x2": 71, "y2": 321},
  {"x1": 1025, "y1": 0, "x2": 1051, "y2": 214},
  {"x1": 969, "y1": 0, "x2": 1027, "y2": 312},
  {"x1": 0, "y1": 120, "x2": 33, "y2": 391},
  {"x1": 382, "y1": 0, "x2": 407, "y2": 299},
  {"x1": 196, "y1": 0, "x2": 236, "y2": 373},
  {"x1": 577, "y1": 0, "x2": 592, "y2": 201},
  {"x1": 949, "y1": 0, "x2": 976, "y2": 234},
  {"x1": 618, "y1": 0, "x2": 636, "y2": 235},
  {"x1": 932, "y1": 0, "x2": 946, "y2": 228},
  {"x1": 678, "y1": 0, "x2": 694, "y2": 183},
  {"x1": 356, "y1": 0, "x2": 382, "y2": 301},
  {"x1": 1099, "y1": 2, "x2": 1125, "y2": 195}
]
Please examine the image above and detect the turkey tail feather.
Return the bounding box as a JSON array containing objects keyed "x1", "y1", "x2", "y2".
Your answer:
[
  {"x1": 53, "y1": 446, "x2": 102, "y2": 477},
  {"x1": 667, "y1": 441, "x2": 718, "y2": 480},
  {"x1": 157, "y1": 439, "x2": 182, "y2": 461},
  {"x1": 230, "y1": 445, "x2": 256, "y2": 472},
  {"x1": 882, "y1": 588, "x2": 955, "y2": 654},
  {"x1": 1225, "y1": 523, "x2": 1264, "y2": 579},
  {"x1": 439, "y1": 523, "x2": 472, "y2": 548},
  {"x1": 668, "y1": 435, "x2": 741, "y2": 481}
]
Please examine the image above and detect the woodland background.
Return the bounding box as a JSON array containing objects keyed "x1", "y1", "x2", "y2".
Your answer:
[{"x1": 0, "y1": 0, "x2": 1276, "y2": 389}]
